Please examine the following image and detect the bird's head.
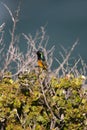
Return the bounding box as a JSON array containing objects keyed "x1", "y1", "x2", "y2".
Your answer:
[{"x1": 36, "y1": 50, "x2": 45, "y2": 61}]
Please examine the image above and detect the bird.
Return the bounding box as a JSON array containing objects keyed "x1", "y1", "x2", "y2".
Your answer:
[{"x1": 36, "y1": 50, "x2": 48, "y2": 71}]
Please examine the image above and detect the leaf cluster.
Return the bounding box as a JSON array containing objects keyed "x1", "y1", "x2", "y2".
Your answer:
[{"x1": 0, "y1": 71, "x2": 87, "y2": 130}]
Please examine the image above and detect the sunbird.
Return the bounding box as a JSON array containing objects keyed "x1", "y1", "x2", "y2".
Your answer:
[{"x1": 36, "y1": 50, "x2": 48, "y2": 71}]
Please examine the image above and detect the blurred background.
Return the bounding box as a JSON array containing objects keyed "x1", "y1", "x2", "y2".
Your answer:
[{"x1": 0, "y1": 0, "x2": 87, "y2": 69}]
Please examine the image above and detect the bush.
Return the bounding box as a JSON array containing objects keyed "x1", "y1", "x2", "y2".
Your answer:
[{"x1": 0, "y1": 71, "x2": 87, "y2": 130}]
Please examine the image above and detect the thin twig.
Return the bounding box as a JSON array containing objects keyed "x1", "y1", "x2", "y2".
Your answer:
[{"x1": 55, "y1": 39, "x2": 79, "y2": 75}]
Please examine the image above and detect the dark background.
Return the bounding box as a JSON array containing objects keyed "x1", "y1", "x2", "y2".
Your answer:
[{"x1": 0, "y1": 0, "x2": 87, "y2": 69}]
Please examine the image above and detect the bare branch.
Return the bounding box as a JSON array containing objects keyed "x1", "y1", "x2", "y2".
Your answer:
[
  {"x1": 0, "y1": 23, "x2": 5, "y2": 32},
  {"x1": 55, "y1": 57, "x2": 66, "y2": 75},
  {"x1": 39, "y1": 79, "x2": 57, "y2": 129},
  {"x1": 69, "y1": 58, "x2": 81, "y2": 75},
  {"x1": 80, "y1": 56, "x2": 87, "y2": 76},
  {"x1": 2, "y1": 2, "x2": 21, "y2": 74},
  {"x1": 2, "y1": 2, "x2": 14, "y2": 22},
  {"x1": 55, "y1": 39, "x2": 79, "y2": 75}
]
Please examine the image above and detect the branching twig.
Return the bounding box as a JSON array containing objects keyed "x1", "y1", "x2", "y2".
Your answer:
[
  {"x1": 40, "y1": 79, "x2": 57, "y2": 129},
  {"x1": 2, "y1": 2, "x2": 21, "y2": 73},
  {"x1": 55, "y1": 39, "x2": 79, "y2": 75}
]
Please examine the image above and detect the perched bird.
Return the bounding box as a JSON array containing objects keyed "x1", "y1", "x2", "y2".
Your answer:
[{"x1": 36, "y1": 50, "x2": 48, "y2": 70}]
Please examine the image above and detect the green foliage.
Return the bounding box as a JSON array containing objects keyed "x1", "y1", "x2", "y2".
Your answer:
[{"x1": 0, "y1": 71, "x2": 87, "y2": 130}]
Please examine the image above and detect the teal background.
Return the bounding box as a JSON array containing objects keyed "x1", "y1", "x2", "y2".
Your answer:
[{"x1": 0, "y1": 0, "x2": 87, "y2": 69}]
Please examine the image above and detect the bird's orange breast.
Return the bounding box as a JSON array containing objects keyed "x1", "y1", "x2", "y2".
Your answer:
[{"x1": 38, "y1": 60, "x2": 43, "y2": 68}]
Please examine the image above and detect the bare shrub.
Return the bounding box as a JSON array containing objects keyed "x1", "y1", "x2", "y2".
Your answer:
[{"x1": 0, "y1": 2, "x2": 87, "y2": 79}]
